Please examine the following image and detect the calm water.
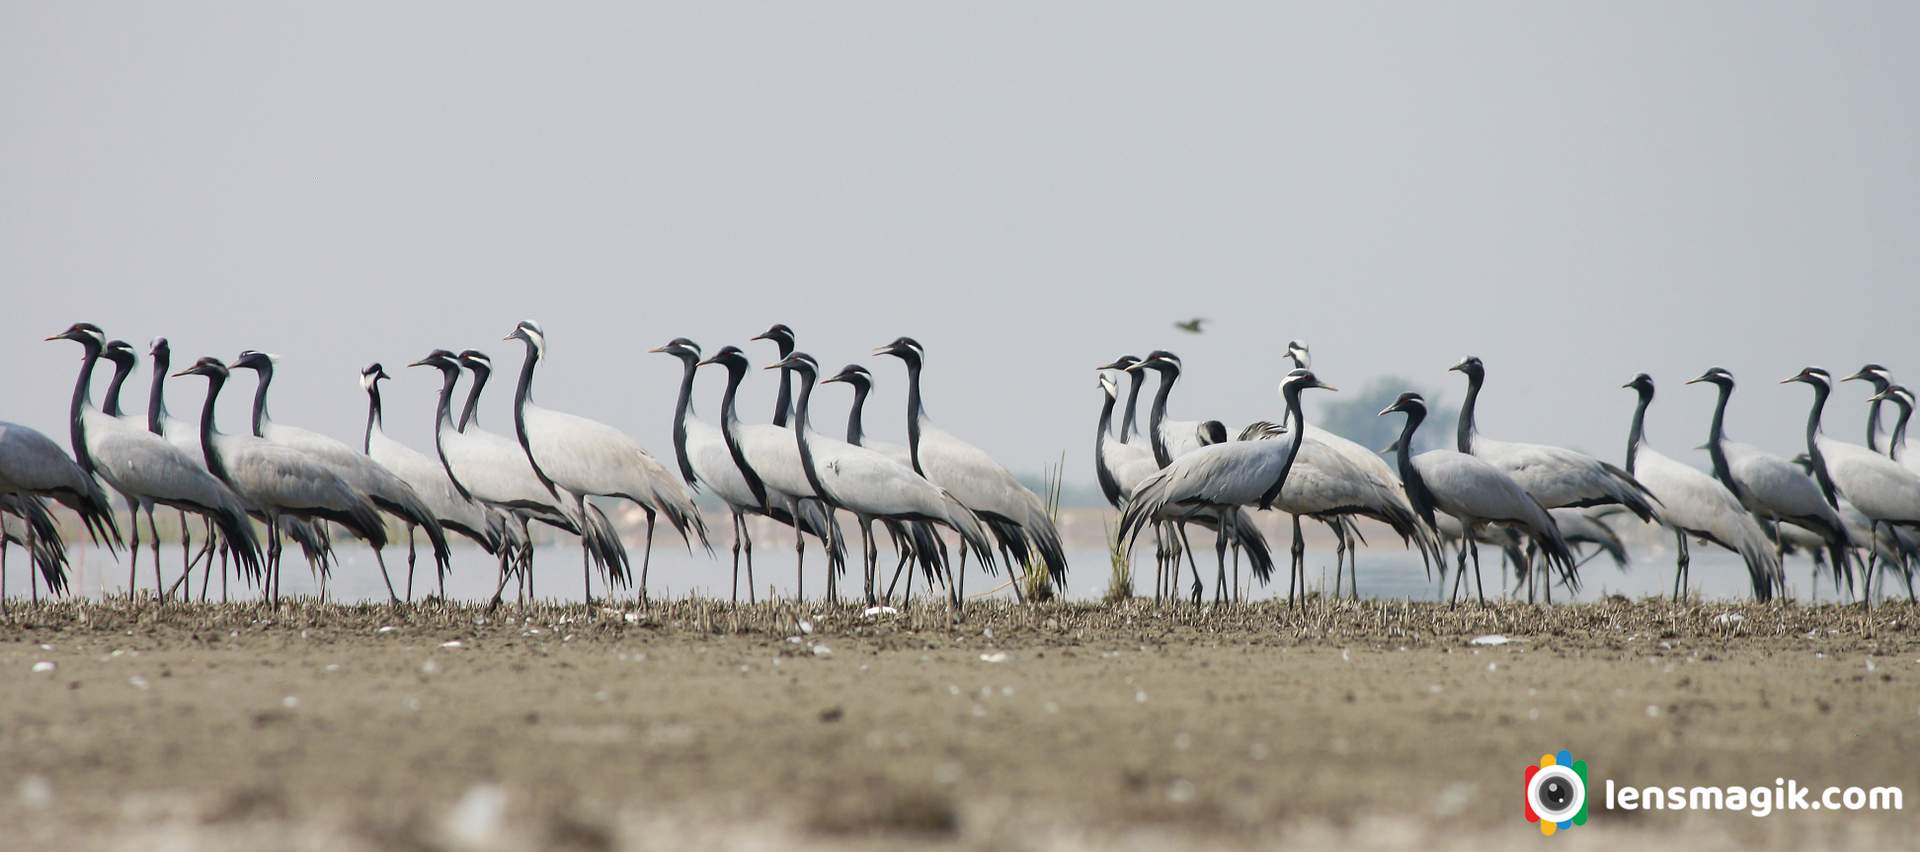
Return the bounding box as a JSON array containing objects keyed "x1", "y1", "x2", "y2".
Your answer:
[{"x1": 1, "y1": 537, "x2": 1855, "y2": 605}]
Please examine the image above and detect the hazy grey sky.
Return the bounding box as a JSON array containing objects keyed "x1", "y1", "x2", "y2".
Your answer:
[{"x1": 5, "y1": 2, "x2": 1917, "y2": 490}]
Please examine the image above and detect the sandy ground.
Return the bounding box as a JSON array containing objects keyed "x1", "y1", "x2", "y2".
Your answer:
[{"x1": 3, "y1": 598, "x2": 1918, "y2": 851}]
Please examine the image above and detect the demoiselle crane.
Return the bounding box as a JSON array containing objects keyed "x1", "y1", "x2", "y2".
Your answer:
[
  {"x1": 48, "y1": 324, "x2": 261, "y2": 599},
  {"x1": 1378, "y1": 392, "x2": 1576, "y2": 605},
  {"x1": 1620, "y1": 373, "x2": 1781, "y2": 600},
  {"x1": 231, "y1": 350, "x2": 451, "y2": 597},
  {"x1": 693, "y1": 345, "x2": 844, "y2": 601},
  {"x1": 412, "y1": 350, "x2": 623, "y2": 606},
  {"x1": 653, "y1": 338, "x2": 838, "y2": 603},
  {"x1": 172, "y1": 357, "x2": 390, "y2": 604},
  {"x1": 1116, "y1": 369, "x2": 1335, "y2": 604},
  {"x1": 1688, "y1": 367, "x2": 1855, "y2": 595},
  {"x1": 1095, "y1": 373, "x2": 1274, "y2": 601},
  {"x1": 1784, "y1": 367, "x2": 1920, "y2": 606},
  {"x1": 774, "y1": 351, "x2": 1001, "y2": 608},
  {"x1": 877, "y1": 337, "x2": 1068, "y2": 601},
  {"x1": 362, "y1": 363, "x2": 510, "y2": 600},
  {"x1": 503, "y1": 321, "x2": 707, "y2": 605}
]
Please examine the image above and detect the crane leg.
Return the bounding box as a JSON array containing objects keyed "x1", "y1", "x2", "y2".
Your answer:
[
  {"x1": 1471, "y1": 541, "x2": 1486, "y2": 605},
  {"x1": 373, "y1": 547, "x2": 400, "y2": 605},
  {"x1": 575, "y1": 497, "x2": 594, "y2": 607},
  {"x1": 1177, "y1": 525, "x2": 1203, "y2": 607},
  {"x1": 862, "y1": 522, "x2": 877, "y2": 607},
  {"x1": 743, "y1": 521, "x2": 756, "y2": 605},
  {"x1": 406, "y1": 526, "x2": 417, "y2": 604},
  {"x1": 1149, "y1": 526, "x2": 1160, "y2": 605},
  {"x1": 179, "y1": 509, "x2": 194, "y2": 598},
  {"x1": 128, "y1": 500, "x2": 140, "y2": 602},
  {"x1": 640, "y1": 508, "x2": 656, "y2": 607},
  {"x1": 27, "y1": 522, "x2": 37, "y2": 605},
  {"x1": 1863, "y1": 523, "x2": 1879, "y2": 611},
  {"x1": 1232, "y1": 538, "x2": 1242, "y2": 604},
  {"x1": 1451, "y1": 541, "x2": 1468, "y2": 607},
  {"x1": 795, "y1": 522, "x2": 806, "y2": 603},
  {"x1": 1214, "y1": 520, "x2": 1230, "y2": 607},
  {"x1": 148, "y1": 507, "x2": 163, "y2": 603},
  {"x1": 1671, "y1": 530, "x2": 1686, "y2": 602},
  {"x1": 730, "y1": 512, "x2": 743, "y2": 605},
  {"x1": 1289, "y1": 516, "x2": 1305, "y2": 608}
]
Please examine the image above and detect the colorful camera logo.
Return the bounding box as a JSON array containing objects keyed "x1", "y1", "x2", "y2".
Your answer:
[{"x1": 1524, "y1": 750, "x2": 1588, "y2": 836}]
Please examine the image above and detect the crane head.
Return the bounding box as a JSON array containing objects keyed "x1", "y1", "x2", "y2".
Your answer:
[{"x1": 822, "y1": 364, "x2": 873, "y2": 388}]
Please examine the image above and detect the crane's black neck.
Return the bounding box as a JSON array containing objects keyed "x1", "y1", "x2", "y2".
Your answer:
[
  {"x1": 668, "y1": 355, "x2": 699, "y2": 487},
  {"x1": 1257, "y1": 387, "x2": 1311, "y2": 510},
  {"x1": 197, "y1": 374, "x2": 232, "y2": 484},
  {"x1": 1119, "y1": 368, "x2": 1145, "y2": 444},
  {"x1": 1702, "y1": 380, "x2": 1740, "y2": 499},
  {"x1": 844, "y1": 381, "x2": 870, "y2": 447},
  {"x1": 1802, "y1": 382, "x2": 1839, "y2": 507},
  {"x1": 459, "y1": 365, "x2": 489, "y2": 431},
  {"x1": 716, "y1": 361, "x2": 769, "y2": 509},
  {"x1": 146, "y1": 348, "x2": 170, "y2": 436},
  {"x1": 1457, "y1": 371, "x2": 1482, "y2": 454},
  {"x1": 66, "y1": 340, "x2": 102, "y2": 475},
  {"x1": 1867, "y1": 397, "x2": 1885, "y2": 453},
  {"x1": 510, "y1": 343, "x2": 558, "y2": 495},
  {"x1": 790, "y1": 369, "x2": 832, "y2": 504},
  {"x1": 1859, "y1": 373, "x2": 1891, "y2": 452},
  {"x1": 1148, "y1": 368, "x2": 1178, "y2": 468},
  {"x1": 902, "y1": 356, "x2": 927, "y2": 477},
  {"x1": 429, "y1": 366, "x2": 474, "y2": 501},
  {"x1": 770, "y1": 336, "x2": 796, "y2": 427},
  {"x1": 362, "y1": 381, "x2": 383, "y2": 455},
  {"x1": 1890, "y1": 399, "x2": 1912, "y2": 463},
  {"x1": 101, "y1": 357, "x2": 134, "y2": 419},
  {"x1": 1625, "y1": 384, "x2": 1653, "y2": 474},
  {"x1": 248, "y1": 362, "x2": 274, "y2": 438},
  {"x1": 1093, "y1": 388, "x2": 1123, "y2": 509},
  {"x1": 1391, "y1": 407, "x2": 1440, "y2": 530}
]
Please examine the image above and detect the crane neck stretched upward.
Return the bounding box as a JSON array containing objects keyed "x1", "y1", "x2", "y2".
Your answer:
[
  {"x1": 788, "y1": 366, "x2": 832, "y2": 504},
  {"x1": 247, "y1": 359, "x2": 275, "y2": 438},
  {"x1": 1146, "y1": 366, "x2": 1179, "y2": 468},
  {"x1": 427, "y1": 364, "x2": 475, "y2": 502},
  {"x1": 1889, "y1": 398, "x2": 1912, "y2": 463},
  {"x1": 146, "y1": 347, "x2": 171, "y2": 436},
  {"x1": 362, "y1": 379, "x2": 384, "y2": 455},
  {"x1": 195, "y1": 372, "x2": 232, "y2": 484},
  {"x1": 1800, "y1": 380, "x2": 1840, "y2": 508},
  {"x1": 1119, "y1": 367, "x2": 1145, "y2": 444},
  {"x1": 509, "y1": 337, "x2": 558, "y2": 497},
  {"x1": 1858, "y1": 372, "x2": 1891, "y2": 452},
  {"x1": 1093, "y1": 385, "x2": 1122, "y2": 509},
  {"x1": 1456, "y1": 368, "x2": 1483, "y2": 454},
  {"x1": 1624, "y1": 382, "x2": 1653, "y2": 475},
  {"x1": 63, "y1": 335, "x2": 103, "y2": 476},
  {"x1": 900, "y1": 354, "x2": 928, "y2": 477},
  {"x1": 844, "y1": 378, "x2": 871, "y2": 448},
  {"x1": 769, "y1": 336, "x2": 796, "y2": 427},
  {"x1": 714, "y1": 358, "x2": 769, "y2": 509},
  {"x1": 666, "y1": 353, "x2": 700, "y2": 487},
  {"x1": 1257, "y1": 382, "x2": 1314, "y2": 511},
  {"x1": 1701, "y1": 379, "x2": 1741, "y2": 500},
  {"x1": 101, "y1": 355, "x2": 135, "y2": 419},
  {"x1": 1387, "y1": 405, "x2": 1440, "y2": 530},
  {"x1": 459, "y1": 363, "x2": 490, "y2": 432}
]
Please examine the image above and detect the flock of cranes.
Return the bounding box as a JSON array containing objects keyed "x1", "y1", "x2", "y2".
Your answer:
[
  {"x1": 0, "y1": 321, "x2": 1062, "y2": 610},
  {"x1": 4, "y1": 319, "x2": 1919, "y2": 612},
  {"x1": 1097, "y1": 344, "x2": 1920, "y2": 609}
]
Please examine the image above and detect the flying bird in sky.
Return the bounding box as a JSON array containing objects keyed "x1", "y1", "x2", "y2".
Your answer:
[{"x1": 1173, "y1": 318, "x2": 1207, "y2": 334}]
